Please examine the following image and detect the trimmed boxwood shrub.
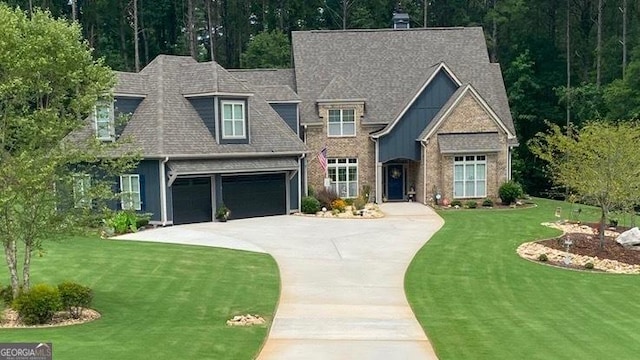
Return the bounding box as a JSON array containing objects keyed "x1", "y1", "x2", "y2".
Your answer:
[
  {"x1": 538, "y1": 253, "x2": 548, "y2": 262},
  {"x1": 482, "y1": 198, "x2": 494, "y2": 207},
  {"x1": 301, "y1": 196, "x2": 321, "y2": 214},
  {"x1": 1, "y1": 285, "x2": 14, "y2": 307},
  {"x1": 13, "y1": 284, "x2": 61, "y2": 325},
  {"x1": 58, "y1": 281, "x2": 93, "y2": 319},
  {"x1": 499, "y1": 180, "x2": 523, "y2": 205},
  {"x1": 450, "y1": 200, "x2": 463, "y2": 207},
  {"x1": 466, "y1": 200, "x2": 478, "y2": 209}
]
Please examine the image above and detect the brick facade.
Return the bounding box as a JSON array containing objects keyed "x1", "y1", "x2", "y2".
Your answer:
[
  {"x1": 305, "y1": 103, "x2": 378, "y2": 198},
  {"x1": 423, "y1": 92, "x2": 509, "y2": 203}
]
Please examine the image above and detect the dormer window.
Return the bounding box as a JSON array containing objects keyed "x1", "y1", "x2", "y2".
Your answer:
[
  {"x1": 95, "y1": 101, "x2": 115, "y2": 141},
  {"x1": 221, "y1": 100, "x2": 246, "y2": 139},
  {"x1": 328, "y1": 109, "x2": 355, "y2": 137}
]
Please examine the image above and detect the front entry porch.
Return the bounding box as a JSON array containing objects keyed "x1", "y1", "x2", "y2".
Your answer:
[{"x1": 382, "y1": 160, "x2": 418, "y2": 202}]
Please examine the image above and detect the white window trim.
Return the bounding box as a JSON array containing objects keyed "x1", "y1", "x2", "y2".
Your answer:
[
  {"x1": 221, "y1": 100, "x2": 246, "y2": 139},
  {"x1": 73, "y1": 174, "x2": 91, "y2": 209},
  {"x1": 120, "y1": 174, "x2": 141, "y2": 211},
  {"x1": 328, "y1": 158, "x2": 359, "y2": 198},
  {"x1": 453, "y1": 155, "x2": 487, "y2": 199},
  {"x1": 95, "y1": 101, "x2": 115, "y2": 141},
  {"x1": 327, "y1": 108, "x2": 356, "y2": 137}
]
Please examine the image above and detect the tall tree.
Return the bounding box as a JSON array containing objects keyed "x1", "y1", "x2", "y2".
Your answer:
[{"x1": 0, "y1": 4, "x2": 136, "y2": 298}]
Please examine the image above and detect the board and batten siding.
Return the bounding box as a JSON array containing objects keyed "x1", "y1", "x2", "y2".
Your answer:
[
  {"x1": 269, "y1": 103, "x2": 299, "y2": 135},
  {"x1": 378, "y1": 71, "x2": 458, "y2": 163},
  {"x1": 188, "y1": 97, "x2": 215, "y2": 135}
]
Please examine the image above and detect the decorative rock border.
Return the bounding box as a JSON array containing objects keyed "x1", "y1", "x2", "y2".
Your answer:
[
  {"x1": 294, "y1": 203, "x2": 384, "y2": 219},
  {"x1": 226, "y1": 314, "x2": 266, "y2": 326},
  {"x1": 0, "y1": 308, "x2": 101, "y2": 328}
]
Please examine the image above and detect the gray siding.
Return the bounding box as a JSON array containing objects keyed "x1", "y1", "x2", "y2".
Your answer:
[
  {"x1": 290, "y1": 172, "x2": 299, "y2": 211},
  {"x1": 136, "y1": 160, "x2": 161, "y2": 221},
  {"x1": 270, "y1": 103, "x2": 299, "y2": 135},
  {"x1": 379, "y1": 71, "x2": 458, "y2": 163},
  {"x1": 189, "y1": 97, "x2": 215, "y2": 135}
]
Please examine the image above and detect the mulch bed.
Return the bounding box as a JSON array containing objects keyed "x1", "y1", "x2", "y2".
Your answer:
[{"x1": 539, "y1": 223, "x2": 640, "y2": 266}]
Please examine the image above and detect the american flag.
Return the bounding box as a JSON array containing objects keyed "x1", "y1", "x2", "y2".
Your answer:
[{"x1": 317, "y1": 145, "x2": 328, "y2": 175}]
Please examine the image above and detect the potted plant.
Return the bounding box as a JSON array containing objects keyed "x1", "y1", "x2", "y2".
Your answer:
[{"x1": 215, "y1": 204, "x2": 230, "y2": 222}]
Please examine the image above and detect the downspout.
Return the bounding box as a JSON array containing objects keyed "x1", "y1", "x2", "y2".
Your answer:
[
  {"x1": 507, "y1": 146, "x2": 513, "y2": 181},
  {"x1": 160, "y1": 156, "x2": 169, "y2": 226},
  {"x1": 421, "y1": 140, "x2": 428, "y2": 204}
]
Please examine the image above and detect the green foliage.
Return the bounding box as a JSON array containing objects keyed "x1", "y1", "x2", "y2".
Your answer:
[
  {"x1": 104, "y1": 211, "x2": 139, "y2": 235},
  {"x1": 482, "y1": 198, "x2": 494, "y2": 207},
  {"x1": 301, "y1": 196, "x2": 321, "y2": 214},
  {"x1": 584, "y1": 262, "x2": 595, "y2": 270},
  {"x1": 353, "y1": 197, "x2": 366, "y2": 211},
  {"x1": 316, "y1": 188, "x2": 340, "y2": 210},
  {"x1": 13, "y1": 283, "x2": 62, "y2": 325},
  {"x1": 466, "y1": 200, "x2": 478, "y2": 209},
  {"x1": 343, "y1": 198, "x2": 354, "y2": 206},
  {"x1": 58, "y1": 281, "x2": 93, "y2": 319},
  {"x1": 450, "y1": 200, "x2": 463, "y2": 207},
  {"x1": 215, "y1": 204, "x2": 230, "y2": 220},
  {"x1": 538, "y1": 253, "x2": 548, "y2": 262},
  {"x1": 331, "y1": 198, "x2": 347, "y2": 212},
  {"x1": 1, "y1": 285, "x2": 14, "y2": 307},
  {"x1": 240, "y1": 30, "x2": 291, "y2": 68},
  {"x1": 499, "y1": 181, "x2": 524, "y2": 205},
  {"x1": 361, "y1": 184, "x2": 371, "y2": 201},
  {"x1": 307, "y1": 186, "x2": 316, "y2": 198}
]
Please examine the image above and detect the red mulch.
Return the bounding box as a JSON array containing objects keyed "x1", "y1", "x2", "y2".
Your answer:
[{"x1": 539, "y1": 223, "x2": 640, "y2": 265}]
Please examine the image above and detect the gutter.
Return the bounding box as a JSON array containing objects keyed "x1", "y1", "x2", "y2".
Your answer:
[{"x1": 155, "y1": 151, "x2": 308, "y2": 160}]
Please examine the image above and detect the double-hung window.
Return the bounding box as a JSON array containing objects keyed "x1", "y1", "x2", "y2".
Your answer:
[
  {"x1": 221, "y1": 100, "x2": 246, "y2": 139},
  {"x1": 328, "y1": 109, "x2": 355, "y2": 137},
  {"x1": 120, "y1": 174, "x2": 141, "y2": 210},
  {"x1": 73, "y1": 174, "x2": 91, "y2": 208},
  {"x1": 453, "y1": 155, "x2": 486, "y2": 198},
  {"x1": 95, "y1": 101, "x2": 115, "y2": 141},
  {"x1": 327, "y1": 158, "x2": 358, "y2": 198}
]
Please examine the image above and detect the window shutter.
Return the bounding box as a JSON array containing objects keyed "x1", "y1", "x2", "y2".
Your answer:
[{"x1": 139, "y1": 174, "x2": 146, "y2": 212}]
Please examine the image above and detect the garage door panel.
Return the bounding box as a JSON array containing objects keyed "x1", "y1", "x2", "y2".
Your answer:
[
  {"x1": 172, "y1": 177, "x2": 212, "y2": 225},
  {"x1": 222, "y1": 174, "x2": 286, "y2": 219}
]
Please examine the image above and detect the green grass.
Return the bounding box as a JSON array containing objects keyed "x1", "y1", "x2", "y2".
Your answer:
[
  {"x1": 1, "y1": 237, "x2": 279, "y2": 360},
  {"x1": 406, "y1": 198, "x2": 640, "y2": 359}
]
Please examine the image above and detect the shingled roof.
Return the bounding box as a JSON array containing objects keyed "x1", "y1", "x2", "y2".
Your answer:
[
  {"x1": 77, "y1": 55, "x2": 305, "y2": 158},
  {"x1": 291, "y1": 27, "x2": 515, "y2": 135}
]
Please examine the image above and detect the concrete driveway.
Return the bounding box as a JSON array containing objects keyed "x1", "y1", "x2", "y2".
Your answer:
[{"x1": 116, "y1": 202, "x2": 443, "y2": 359}]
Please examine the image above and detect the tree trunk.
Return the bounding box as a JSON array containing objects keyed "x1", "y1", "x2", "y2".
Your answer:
[
  {"x1": 187, "y1": 0, "x2": 197, "y2": 59},
  {"x1": 491, "y1": 0, "x2": 498, "y2": 62},
  {"x1": 120, "y1": 0, "x2": 130, "y2": 70},
  {"x1": 3, "y1": 240, "x2": 19, "y2": 299},
  {"x1": 140, "y1": 0, "x2": 149, "y2": 65},
  {"x1": 134, "y1": 0, "x2": 140, "y2": 72},
  {"x1": 596, "y1": 0, "x2": 602, "y2": 88},
  {"x1": 71, "y1": 0, "x2": 77, "y2": 21},
  {"x1": 566, "y1": 0, "x2": 571, "y2": 133},
  {"x1": 22, "y1": 242, "x2": 32, "y2": 293},
  {"x1": 599, "y1": 206, "x2": 607, "y2": 249},
  {"x1": 207, "y1": 0, "x2": 215, "y2": 61},
  {"x1": 424, "y1": 0, "x2": 428, "y2": 27},
  {"x1": 622, "y1": 0, "x2": 627, "y2": 78},
  {"x1": 343, "y1": 0, "x2": 347, "y2": 29}
]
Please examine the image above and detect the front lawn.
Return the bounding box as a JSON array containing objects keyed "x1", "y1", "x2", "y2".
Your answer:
[
  {"x1": 406, "y1": 198, "x2": 640, "y2": 359},
  {"x1": 1, "y1": 237, "x2": 279, "y2": 360}
]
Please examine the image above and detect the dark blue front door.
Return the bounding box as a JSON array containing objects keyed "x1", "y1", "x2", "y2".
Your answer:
[{"x1": 387, "y1": 165, "x2": 404, "y2": 200}]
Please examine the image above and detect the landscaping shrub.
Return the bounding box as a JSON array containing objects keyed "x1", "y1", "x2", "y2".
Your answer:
[
  {"x1": 538, "y1": 253, "x2": 548, "y2": 262},
  {"x1": 301, "y1": 196, "x2": 321, "y2": 214},
  {"x1": 585, "y1": 262, "x2": 595, "y2": 270},
  {"x1": 58, "y1": 281, "x2": 93, "y2": 319},
  {"x1": 1, "y1": 285, "x2": 14, "y2": 307},
  {"x1": 104, "y1": 210, "x2": 138, "y2": 234},
  {"x1": 13, "y1": 284, "x2": 61, "y2": 325},
  {"x1": 353, "y1": 197, "x2": 366, "y2": 211},
  {"x1": 307, "y1": 186, "x2": 316, "y2": 198},
  {"x1": 466, "y1": 200, "x2": 478, "y2": 209},
  {"x1": 450, "y1": 200, "x2": 462, "y2": 207},
  {"x1": 331, "y1": 198, "x2": 347, "y2": 212},
  {"x1": 316, "y1": 188, "x2": 339, "y2": 209},
  {"x1": 482, "y1": 198, "x2": 494, "y2": 207},
  {"x1": 499, "y1": 180, "x2": 524, "y2": 205},
  {"x1": 344, "y1": 198, "x2": 354, "y2": 206}
]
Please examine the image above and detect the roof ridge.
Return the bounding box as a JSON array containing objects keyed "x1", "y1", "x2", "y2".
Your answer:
[{"x1": 294, "y1": 27, "x2": 478, "y2": 35}]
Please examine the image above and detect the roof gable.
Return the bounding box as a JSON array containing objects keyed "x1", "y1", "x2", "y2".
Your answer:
[
  {"x1": 317, "y1": 75, "x2": 366, "y2": 102},
  {"x1": 419, "y1": 84, "x2": 515, "y2": 140}
]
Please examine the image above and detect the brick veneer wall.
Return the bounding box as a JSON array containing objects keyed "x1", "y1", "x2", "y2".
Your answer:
[
  {"x1": 305, "y1": 103, "x2": 379, "y2": 198},
  {"x1": 424, "y1": 92, "x2": 509, "y2": 202}
]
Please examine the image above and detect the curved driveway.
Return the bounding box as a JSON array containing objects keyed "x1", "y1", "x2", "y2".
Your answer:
[{"x1": 116, "y1": 202, "x2": 443, "y2": 359}]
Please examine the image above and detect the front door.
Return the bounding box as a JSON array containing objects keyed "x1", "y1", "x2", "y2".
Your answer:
[{"x1": 387, "y1": 164, "x2": 404, "y2": 200}]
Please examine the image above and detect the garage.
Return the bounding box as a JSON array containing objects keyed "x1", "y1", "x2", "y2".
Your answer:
[
  {"x1": 172, "y1": 177, "x2": 212, "y2": 225},
  {"x1": 222, "y1": 173, "x2": 287, "y2": 219}
]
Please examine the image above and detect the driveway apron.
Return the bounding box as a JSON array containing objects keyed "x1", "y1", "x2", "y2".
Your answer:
[{"x1": 116, "y1": 202, "x2": 443, "y2": 359}]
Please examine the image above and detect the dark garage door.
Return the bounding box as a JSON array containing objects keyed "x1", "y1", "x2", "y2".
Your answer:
[
  {"x1": 172, "y1": 177, "x2": 212, "y2": 225},
  {"x1": 222, "y1": 173, "x2": 286, "y2": 219}
]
